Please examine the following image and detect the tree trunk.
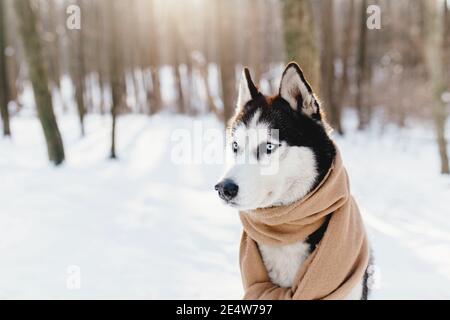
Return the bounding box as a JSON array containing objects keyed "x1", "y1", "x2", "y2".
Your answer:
[
  {"x1": 46, "y1": 0, "x2": 68, "y2": 113},
  {"x1": 168, "y1": 14, "x2": 186, "y2": 115},
  {"x1": 94, "y1": 2, "x2": 105, "y2": 115},
  {"x1": 46, "y1": 0, "x2": 62, "y2": 90},
  {"x1": 424, "y1": 0, "x2": 449, "y2": 174},
  {"x1": 0, "y1": 0, "x2": 11, "y2": 136},
  {"x1": 248, "y1": 0, "x2": 263, "y2": 86},
  {"x1": 195, "y1": 57, "x2": 220, "y2": 117},
  {"x1": 147, "y1": 0, "x2": 162, "y2": 115},
  {"x1": 15, "y1": 0, "x2": 65, "y2": 165},
  {"x1": 6, "y1": 44, "x2": 21, "y2": 111},
  {"x1": 336, "y1": 0, "x2": 355, "y2": 134},
  {"x1": 148, "y1": 67, "x2": 162, "y2": 114},
  {"x1": 217, "y1": 0, "x2": 236, "y2": 124},
  {"x1": 173, "y1": 64, "x2": 185, "y2": 114},
  {"x1": 71, "y1": 0, "x2": 86, "y2": 136},
  {"x1": 443, "y1": 0, "x2": 449, "y2": 85},
  {"x1": 108, "y1": 0, "x2": 124, "y2": 159},
  {"x1": 282, "y1": 0, "x2": 320, "y2": 90},
  {"x1": 355, "y1": 0, "x2": 369, "y2": 130},
  {"x1": 321, "y1": 0, "x2": 343, "y2": 134}
]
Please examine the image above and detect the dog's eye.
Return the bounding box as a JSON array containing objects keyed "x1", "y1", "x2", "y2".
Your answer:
[
  {"x1": 265, "y1": 142, "x2": 281, "y2": 155},
  {"x1": 266, "y1": 143, "x2": 276, "y2": 154},
  {"x1": 232, "y1": 142, "x2": 239, "y2": 153}
]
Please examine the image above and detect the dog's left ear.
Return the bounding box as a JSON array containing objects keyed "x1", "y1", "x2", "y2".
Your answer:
[
  {"x1": 236, "y1": 67, "x2": 259, "y2": 110},
  {"x1": 279, "y1": 62, "x2": 321, "y2": 119}
]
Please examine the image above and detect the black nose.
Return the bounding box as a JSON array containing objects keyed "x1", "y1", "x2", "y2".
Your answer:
[{"x1": 215, "y1": 179, "x2": 239, "y2": 201}]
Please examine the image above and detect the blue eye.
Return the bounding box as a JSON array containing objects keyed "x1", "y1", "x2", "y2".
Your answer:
[
  {"x1": 232, "y1": 142, "x2": 239, "y2": 153},
  {"x1": 266, "y1": 143, "x2": 275, "y2": 152},
  {"x1": 265, "y1": 142, "x2": 281, "y2": 155}
]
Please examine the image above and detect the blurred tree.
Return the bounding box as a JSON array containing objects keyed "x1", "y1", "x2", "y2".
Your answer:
[
  {"x1": 424, "y1": 0, "x2": 449, "y2": 174},
  {"x1": 443, "y1": 0, "x2": 449, "y2": 85},
  {"x1": 170, "y1": 15, "x2": 186, "y2": 115},
  {"x1": 248, "y1": 0, "x2": 263, "y2": 86},
  {"x1": 147, "y1": 0, "x2": 162, "y2": 115},
  {"x1": 195, "y1": 0, "x2": 220, "y2": 116},
  {"x1": 44, "y1": 0, "x2": 63, "y2": 98},
  {"x1": 283, "y1": 0, "x2": 320, "y2": 89},
  {"x1": 0, "y1": 0, "x2": 11, "y2": 136},
  {"x1": 4, "y1": 0, "x2": 22, "y2": 113},
  {"x1": 108, "y1": 0, "x2": 125, "y2": 159},
  {"x1": 124, "y1": 0, "x2": 144, "y2": 113},
  {"x1": 321, "y1": 0, "x2": 343, "y2": 134},
  {"x1": 336, "y1": 0, "x2": 355, "y2": 134},
  {"x1": 355, "y1": 0, "x2": 370, "y2": 130},
  {"x1": 94, "y1": 0, "x2": 105, "y2": 114},
  {"x1": 217, "y1": 0, "x2": 236, "y2": 123},
  {"x1": 69, "y1": 0, "x2": 86, "y2": 136},
  {"x1": 15, "y1": 0, "x2": 65, "y2": 165}
]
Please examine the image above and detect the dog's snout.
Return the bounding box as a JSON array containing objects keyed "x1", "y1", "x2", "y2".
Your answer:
[{"x1": 215, "y1": 179, "x2": 239, "y2": 201}]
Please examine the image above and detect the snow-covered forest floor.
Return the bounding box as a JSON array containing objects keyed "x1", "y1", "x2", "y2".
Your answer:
[{"x1": 1, "y1": 111, "x2": 450, "y2": 299}]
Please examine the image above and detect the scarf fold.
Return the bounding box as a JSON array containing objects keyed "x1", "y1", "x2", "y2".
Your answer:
[{"x1": 239, "y1": 149, "x2": 369, "y2": 300}]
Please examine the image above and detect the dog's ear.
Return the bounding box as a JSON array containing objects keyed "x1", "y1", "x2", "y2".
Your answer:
[
  {"x1": 236, "y1": 67, "x2": 259, "y2": 110},
  {"x1": 279, "y1": 62, "x2": 321, "y2": 118}
]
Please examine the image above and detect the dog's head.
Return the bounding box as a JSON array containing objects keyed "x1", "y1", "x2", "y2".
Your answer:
[{"x1": 215, "y1": 62, "x2": 336, "y2": 210}]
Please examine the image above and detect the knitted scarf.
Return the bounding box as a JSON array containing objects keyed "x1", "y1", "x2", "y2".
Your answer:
[{"x1": 239, "y1": 149, "x2": 369, "y2": 300}]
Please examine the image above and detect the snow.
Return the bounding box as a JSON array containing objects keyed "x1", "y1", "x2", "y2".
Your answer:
[{"x1": 1, "y1": 111, "x2": 450, "y2": 299}]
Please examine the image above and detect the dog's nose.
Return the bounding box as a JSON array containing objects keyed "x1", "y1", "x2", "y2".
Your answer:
[{"x1": 215, "y1": 179, "x2": 239, "y2": 201}]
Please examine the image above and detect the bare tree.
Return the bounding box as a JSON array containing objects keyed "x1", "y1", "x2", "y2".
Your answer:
[
  {"x1": 108, "y1": 0, "x2": 125, "y2": 159},
  {"x1": 69, "y1": 0, "x2": 87, "y2": 136},
  {"x1": 147, "y1": 0, "x2": 162, "y2": 115},
  {"x1": 94, "y1": 1, "x2": 105, "y2": 115},
  {"x1": 423, "y1": 0, "x2": 449, "y2": 174},
  {"x1": 443, "y1": 0, "x2": 449, "y2": 85},
  {"x1": 355, "y1": 0, "x2": 370, "y2": 130},
  {"x1": 217, "y1": 0, "x2": 237, "y2": 123},
  {"x1": 321, "y1": 0, "x2": 343, "y2": 134},
  {"x1": 15, "y1": 0, "x2": 65, "y2": 165},
  {"x1": 167, "y1": 9, "x2": 186, "y2": 115},
  {"x1": 247, "y1": 0, "x2": 263, "y2": 86},
  {"x1": 282, "y1": 0, "x2": 320, "y2": 89},
  {"x1": 336, "y1": 0, "x2": 355, "y2": 133},
  {"x1": 44, "y1": 0, "x2": 62, "y2": 93},
  {"x1": 0, "y1": 0, "x2": 11, "y2": 136}
]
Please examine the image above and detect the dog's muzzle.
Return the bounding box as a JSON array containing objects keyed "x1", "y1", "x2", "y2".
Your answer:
[{"x1": 215, "y1": 179, "x2": 239, "y2": 202}]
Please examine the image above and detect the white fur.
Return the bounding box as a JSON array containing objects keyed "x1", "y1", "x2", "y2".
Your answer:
[
  {"x1": 258, "y1": 240, "x2": 363, "y2": 300},
  {"x1": 258, "y1": 241, "x2": 310, "y2": 288},
  {"x1": 221, "y1": 112, "x2": 318, "y2": 210}
]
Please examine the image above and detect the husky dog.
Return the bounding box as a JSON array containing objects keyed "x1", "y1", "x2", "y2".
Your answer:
[{"x1": 215, "y1": 62, "x2": 370, "y2": 300}]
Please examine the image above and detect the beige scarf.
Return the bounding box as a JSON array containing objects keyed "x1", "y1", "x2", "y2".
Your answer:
[{"x1": 239, "y1": 149, "x2": 369, "y2": 300}]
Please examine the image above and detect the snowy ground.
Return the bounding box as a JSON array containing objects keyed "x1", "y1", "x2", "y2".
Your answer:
[{"x1": 1, "y1": 112, "x2": 450, "y2": 299}]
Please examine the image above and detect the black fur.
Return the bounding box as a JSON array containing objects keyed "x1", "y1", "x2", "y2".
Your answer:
[
  {"x1": 243, "y1": 67, "x2": 260, "y2": 99},
  {"x1": 305, "y1": 215, "x2": 331, "y2": 251},
  {"x1": 362, "y1": 254, "x2": 374, "y2": 300}
]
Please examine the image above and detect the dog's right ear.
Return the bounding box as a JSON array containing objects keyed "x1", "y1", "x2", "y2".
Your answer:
[{"x1": 236, "y1": 67, "x2": 259, "y2": 110}]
